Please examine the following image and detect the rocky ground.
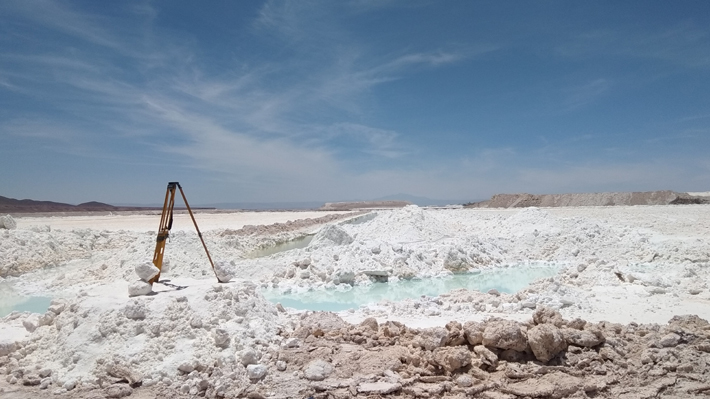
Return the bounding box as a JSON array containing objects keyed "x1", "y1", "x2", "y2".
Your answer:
[{"x1": 3, "y1": 307, "x2": 710, "y2": 398}]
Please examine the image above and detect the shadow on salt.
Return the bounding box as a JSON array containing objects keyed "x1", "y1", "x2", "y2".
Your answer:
[{"x1": 262, "y1": 264, "x2": 562, "y2": 312}]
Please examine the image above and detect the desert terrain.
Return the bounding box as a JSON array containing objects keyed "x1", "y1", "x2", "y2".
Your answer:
[{"x1": 1, "y1": 198, "x2": 710, "y2": 398}]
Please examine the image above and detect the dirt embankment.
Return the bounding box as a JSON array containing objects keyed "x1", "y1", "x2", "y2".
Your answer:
[
  {"x1": 5, "y1": 307, "x2": 708, "y2": 398},
  {"x1": 466, "y1": 190, "x2": 709, "y2": 208}
]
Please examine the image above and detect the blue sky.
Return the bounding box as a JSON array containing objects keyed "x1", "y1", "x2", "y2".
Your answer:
[{"x1": 1, "y1": 1, "x2": 709, "y2": 205}]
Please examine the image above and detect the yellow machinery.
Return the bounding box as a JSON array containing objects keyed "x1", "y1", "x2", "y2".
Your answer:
[{"x1": 149, "y1": 182, "x2": 223, "y2": 284}]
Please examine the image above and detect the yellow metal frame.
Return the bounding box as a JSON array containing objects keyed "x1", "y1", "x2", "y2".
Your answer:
[{"x1": 149, "y1": 182, "x2": 221, "y2": 284}]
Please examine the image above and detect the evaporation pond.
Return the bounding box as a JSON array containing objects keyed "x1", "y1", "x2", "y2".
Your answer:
[
  {"x1": 248, "y1": 235, "x2": 314, "y2": 258},
  {"x1": 0, "y1": 282, "x2": 52, "y2": 317},
  {"x1": 263, "y1": 265, "x2": 561, "y2": 312}
]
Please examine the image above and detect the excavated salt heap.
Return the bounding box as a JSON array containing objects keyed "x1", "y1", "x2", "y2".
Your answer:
[{"x1": 8, "y1": 280, "x2": 289, "y2": 395}]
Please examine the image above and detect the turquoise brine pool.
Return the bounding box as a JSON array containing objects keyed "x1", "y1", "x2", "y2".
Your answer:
[
  {"x1": 0, "y1": 283, "x2": 52, "y2": 317},
  {"x1": 263, "y1": 265, "x2": 561, "y2": 311}
]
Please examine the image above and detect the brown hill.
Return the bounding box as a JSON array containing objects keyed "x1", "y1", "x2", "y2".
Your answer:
[{"x1": 465, "y1": 190, "x2": 709, "y2": 208}]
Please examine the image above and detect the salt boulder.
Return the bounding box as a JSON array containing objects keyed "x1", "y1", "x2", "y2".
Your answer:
[
  {"x1": 303, "y1": 359, "x2": 333, "y2": 381},
  {"x1": 47, "y1": 299, "x2": 67, "y2": 315},
  {"x1": 482, "y1": 320, "x2": 528, "y2": 351},
  {"x1": 213, "y1": 261, "x2": 234, "y2": 283},
  {"x1": 128, "y1": 280, "x2": 153, "y2": 297},
  {"x1": 246, "y1": 364, "x2": 267, "y2": 380},
  {"x1": 0, "y1": 215, "x2": 17, "y2": 230},
  {"x1": 239, "y1": 349, "x2": 260, "y2": 366},
  {"x1": 528, "y1": 324, "x2": 567, "y2": 363},
  {"x1": 22, "y1": 315, "x2": 40, "y2": 332},
  {"x1": 135, "y1": 261, "x2": 160, "y2": 282}
]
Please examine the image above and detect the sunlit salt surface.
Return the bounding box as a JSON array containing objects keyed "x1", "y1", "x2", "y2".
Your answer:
[
  {"x1": 263, "y1": 265, "x2": 561, "y2": 311},
  {"x1": 247, "y1": 235, "x2": 314, "y2": 258},
  {"x1": 0, "y1": 282, "x2": 52, "y2": 317}
]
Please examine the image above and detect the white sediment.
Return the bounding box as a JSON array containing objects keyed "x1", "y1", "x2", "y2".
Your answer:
[{"x1": 1, "y1": 204, "x2": 710, "y2": 394}]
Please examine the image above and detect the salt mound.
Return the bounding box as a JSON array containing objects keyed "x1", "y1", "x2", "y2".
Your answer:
[
  {"x1": 8, "y1": 280, "x2": 290, "y2": 393},
  {"x1": 350, "y1": 205, "x2": 451, "y2": 243},
  {"x1": 308, "y1": 224, "x2": 353, "y2": 248}
]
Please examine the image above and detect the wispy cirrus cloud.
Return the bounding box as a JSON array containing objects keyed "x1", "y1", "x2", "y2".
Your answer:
[{"x1": 562, "y1": 78, "x2": 611, "y2": 109}]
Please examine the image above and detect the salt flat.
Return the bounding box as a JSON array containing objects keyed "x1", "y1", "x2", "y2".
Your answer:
[
  {"x1": 2, "y1": 204, "x2": 710, "y2": 398},
  {"x1": 15, "y1": 210, "x2": 351, "y2": 232}
]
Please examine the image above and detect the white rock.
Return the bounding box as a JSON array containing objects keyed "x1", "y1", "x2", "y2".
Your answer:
[
  {"x1": 63, "y1": 379, "x2": 77, "y2": 391},
  {"x1": 22, "y1": 315, "x2": 39, "y2": 332},
  {"x1": 0, "y1": 215, "x2": 17, "y2": 230},
  {"x1": 178, "y1": 361, "x2": 195, "y2": 373},
  {"x1": 48, "y1": 300, "x2": 67, "y2": 315},
  {"x1": 303, "y1": 359, "x2": 333, "y2": 381},
  {"x1": 135, "y1": 261, "x2": 160, "y2": 282},
  {"x1": 239, "y1": 349, "x2": 259, "y2": 366},
  {"x1": 276, "y1": 360, "x2": 287, "y2": 371},
  {"x1": 660, "y1": 333, "x2": 681, "y2": 347},
  {"x1": 128, "y1": 280, "x2": 153, "y2": 297},
  {"x1": 456, "y1": 374, "x2": 473, "y2": 387},
  {"x1": 40, "y1": 377, "x2": 52, "y2": 389},
  {"x1": 213, "y1": 261, "x2": 234, "y2": 283},
  {"x1": 246, "y1": 364, "x2": 267, "y2": 380}
]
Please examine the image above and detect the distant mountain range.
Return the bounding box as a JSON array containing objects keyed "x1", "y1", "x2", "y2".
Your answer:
[
  {"x1": 0, "y1": 195, "x2": 212, "y2": 213},
  {"x1": 0, "y1": 193, "x2": 476, "y2": 213}
]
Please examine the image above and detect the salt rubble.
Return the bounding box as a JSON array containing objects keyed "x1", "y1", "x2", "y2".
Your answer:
[
  {"x1": 1, "y1": 204, "x2": 710, "y2": 397},
  {"x1": 2, "y1": 280, "x2": 291, "y2": 396}
]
